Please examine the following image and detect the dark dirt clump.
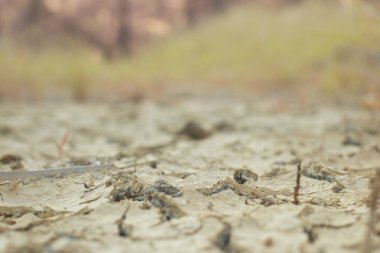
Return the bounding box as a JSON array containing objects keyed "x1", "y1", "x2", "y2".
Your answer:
[
  {"x1": 0, "y1": 154, "x2": 23, "y2": 170},
  {"x1": 152, "y1": 180, "x2": 182, "y2": 197},
  {"x1": 233, "y1": 169, "x2": 258, "y2": 184},
  {"x1": 178, "y1": 121, "x2": 212, "y2": 140},
  {"x1": 111, "y1": 175, "x2": 183, "y2": 201},
  {"x1": 148, "y1": 193, "x2": 186, "y2": 220}
]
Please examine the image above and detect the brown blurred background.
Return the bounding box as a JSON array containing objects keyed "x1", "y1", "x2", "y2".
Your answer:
[
  {"x1": 0, "y1": 0, "x2": 379, "y2": 102},
  {"x1": 0, "y1": 0, "x2": 271, "y2": 57}
]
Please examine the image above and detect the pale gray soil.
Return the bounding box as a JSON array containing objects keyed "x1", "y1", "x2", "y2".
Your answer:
[{"x1": 0, "y1": 96, "x2": 379, "y2": 253}]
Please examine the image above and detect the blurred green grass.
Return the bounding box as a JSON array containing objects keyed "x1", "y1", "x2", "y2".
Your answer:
[{"x1": 1, "y1": 2, "x2": 379, "y2": 99}]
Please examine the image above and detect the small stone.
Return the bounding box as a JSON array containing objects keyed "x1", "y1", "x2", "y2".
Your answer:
[
  {"x1": 264, "y1": 237, "x2": 274, "y2": 247},
  {"x1": 342, "y1": 135, "x2": 361, "y2": 146},
  {"x1": 178, "y1": 121, "x2": 212, "y2": 140},
  {"x1": 233, "y1": 169, "x2": 258, "y2": 184},
  {"x1": 0, "y1": 154, "x2": 23, "y2": 170},
  {"x1": 332, "y1": 181, "x2": 345, "y2": 193},
  {"x1": 260, "y1": 196, "x2": 277, "y2": 207}
]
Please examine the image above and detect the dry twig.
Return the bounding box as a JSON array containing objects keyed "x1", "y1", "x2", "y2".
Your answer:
[
  {"x1": 56, "y1": 132, "x2": 70, "y2": 158},
  {"x1": 0, "y1": 160, "x2": 156, "y2": 181},
  {"x1": 293, "y1": 161, "x2": 302, "y2": 205}
]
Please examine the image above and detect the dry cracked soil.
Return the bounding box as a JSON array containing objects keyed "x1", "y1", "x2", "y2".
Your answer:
[{"x1": 0, "y1": 95, "x2": 379, "y2": 253}]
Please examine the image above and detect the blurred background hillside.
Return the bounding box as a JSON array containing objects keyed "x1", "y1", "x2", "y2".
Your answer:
[{"x1": 0, "y1": 0, "x2": 379, "y2": 101}]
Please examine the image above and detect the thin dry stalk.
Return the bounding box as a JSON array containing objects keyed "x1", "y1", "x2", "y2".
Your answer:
[
  {"x1": 363, "y1": 169, "x2": 380, "y2": 253},
  {"x1": 56, "y1": 132, "x2": 70, "y2": 158},
  {"x1": 293, "y1": 161, "x2": 302, "y2": 205}
]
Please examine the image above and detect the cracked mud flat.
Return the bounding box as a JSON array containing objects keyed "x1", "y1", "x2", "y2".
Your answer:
[{"x1": 0, "y1": 96, "x2": 380, "y2": 253}]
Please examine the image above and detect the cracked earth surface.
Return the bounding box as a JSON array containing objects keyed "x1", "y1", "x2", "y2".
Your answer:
[{"x1": 0, "y1": 96, "x2": 379, "y2": 253}]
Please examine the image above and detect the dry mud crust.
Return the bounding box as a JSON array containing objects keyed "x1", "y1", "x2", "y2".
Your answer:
[{"x1": 0, "y1": 97, "x2": 380, "y2": 253}]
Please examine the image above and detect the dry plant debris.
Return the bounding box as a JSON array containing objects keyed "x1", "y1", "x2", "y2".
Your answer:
[
  {"x1": 197, "y1": 181, "x2": 229, "y2": 196},
  {"x1": 197, "y1": 175, "x2": 291, "y2": 200},
  {"x1": 224, "y1": 177, "x2": 292, "y2": 199},
  {"x1": 55, "y1": 132, "x2": 70, "y2": 158},
  {"x1": 293, "y1": 161, "x2": 302, "y2": 205}
]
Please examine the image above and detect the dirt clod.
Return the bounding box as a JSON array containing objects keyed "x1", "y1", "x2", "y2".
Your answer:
[
  {"x1": 214, "y1": 223, "x2": 232, "y2": 252},
  {"x1": 0, "y1": 154, "x2": 23, "y2": 170},
  {"x1": 112, "y1": 175, "x2": 149, "y2": 201},
  {"x1": 303, "y1": 226, "x2": 318, "y2": 243},
  {"x1": 111, "y1": 175, "x2": 183, "y2": 201},
  {"x1": 261, "y1": 196, "x2": 277, "y2": 207},
  {"x1": 264, "y1": 237, "x2": 274, "y2": 247},
  {"x1": 178, "y1": 121, "x2": 212, "y2": 140},
  {"x1": 332, "y1": 181, "x2": 345, "y2": 193},
  {"x1": 342, "y1": 134, "x2": 361, "y2": 146},
  {"x1": 152, "y1": 180, "x2": 182, "y2": 197},
  {"x1": 214, "y1": 121, "x2": 234, "y2": 132},
  {"x1": 0, "y1": 206, "x2": 34, "y2": 218},
  {"x1": 303, "y1": 162, "x2": 336, "y2": 183},
  {"x1": 233, "y1": 169, "x2": 258, "y2": 184},
  {"x1": 148, "y1": 193, "x2": 186, "y2": 220}
]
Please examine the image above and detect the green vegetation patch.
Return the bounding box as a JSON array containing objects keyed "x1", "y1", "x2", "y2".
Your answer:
[{"x1": 1, "y1": 2, "x2": 379, "y2": 99}]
